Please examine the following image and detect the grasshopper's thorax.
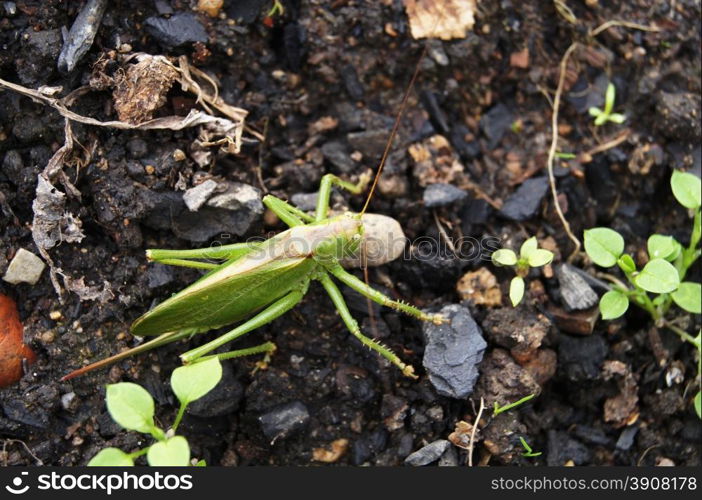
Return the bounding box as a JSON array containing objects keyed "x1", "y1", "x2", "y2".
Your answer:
[{"x1": 280, "y1": 213, "x2": 363, "y2": 261}]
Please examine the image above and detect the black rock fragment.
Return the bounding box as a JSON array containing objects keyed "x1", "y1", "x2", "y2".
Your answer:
[
  {"x1": 404, "y1": 440, "x2": 451, "y2": 466},
  {"x1": 556, "y1": 264, "x2": 598, "y2": 311},
  {"x1": 499, "y1": 177, "x2": 549, "y2": 221},
  {"x1": 258, "y1": 401, "x2": 310, "y2": 442},
  {"x1": 546, "y1": 430, "x2": 591, "y2": 466},
  {"x1": 423, "y1": 183, "x2": 467, "y2": 208},
  {"x1": 145, "y1": 13, "x2": 208, "y2": 48},
  {"x1": 422, "y1": 304, "x2": 487, "y2": 399},
  {"x1": 57, "y1": 0, "x2": 108, "y2": 73},
  {"x1": 558, "y1": 334, "x2": 608, "y2": 382},
  {"x1": 480, "y1": 103, "x2": 513, "y2": 148}
]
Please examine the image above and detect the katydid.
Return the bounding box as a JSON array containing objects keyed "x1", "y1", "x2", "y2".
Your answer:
[{"x1": 63, "y1": 46, "x2": 444, "y2": 381}]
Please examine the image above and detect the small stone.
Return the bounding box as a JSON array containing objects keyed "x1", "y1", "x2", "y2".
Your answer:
[
  {"x1": 546, "y1": 430, "x2": 591, "y2": 466},
  {"x1": 548, "y1": 305, "x2": 599, "y2": 335},
  {"x1": 144, "y1": 13, "x2": 208, "y2": 48},
  {"x1": 474, "y1": 349, "x2": 541, "y2": 407},
  {"x1": 481, "y1": 307, "x2": 551, "y2": 362},
  {"x1": 3, "y1": 248, "x2": 46, "y2": 285},
  {"x1": 558, "y1": 334, "x2": 608, "y2": 382},
  {"x1": 183, "y1": 179, "x2": 218, "y2": 211},
  {"x1": 423, "y1": 183, "x2": 467, "y2": 208},
  {"x1": 60, "y1": 392, "x2": 78, "y2": 412},
  {"x1": 258, "y1": 401, "x2": 310, "y2": 442},
  {"x1": 312, "y1": 438, "x2": 349, "y2": 463},
  {"x1": 556, "y1": 264, "x2": 598, "y2": 311},
  {"x1": 321, "y1": 141, "x2": 356, "y2": 174},
  {"x1": 57, "y1": 0, "x2": 108, "y2": 73},
  {"x1": 49, "y1": 311, "x2": 62, "y2": 321},
  {"x1": 499, "y1": 177, "x2": 549, "y2": 221},
  {"x1": 290, "y1": 192, "x2": 318, "y2": 212},
  {"x1": 456, "y1": 267, "x2": 502, "y2": 306},
  {"x1": 615, "y1": 426, "x2": 638, "y2": 451},
  {"x1": 422, "y1": 304, "x2": 487, "y2": 399},
  {"x1": 480, "y1": 103, "x2": 513, "y2": 148},
  {"x1": 404, "y1": 440, "x2": 451, "y2": 466},
  {"x1": 341, "y1": 213, "x2": 407, "y2": 268}
]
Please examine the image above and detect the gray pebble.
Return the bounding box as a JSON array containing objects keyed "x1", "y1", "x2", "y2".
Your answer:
[
  {"x1": 423, "y1": 183, "x2": 467, "y2": 208},
  {"x1": 3, "y1": 248, "x2": 46, "y2": 285},
  {"x1": 422, "y1": 304, "x2": 487, "y2": 399},
  {"x1": 145, "y1": 13, "x2": 208, "y2": 48},
  {"x1": 183, "y1": 179, "x2": 218, "y2": 212},
  {"x1": 556, "y1": 264, "x2": 598, "y2": 311},
  {"x1": 57, "y1": 0, "x2": 107, "y2": 73},
  {"x1": 258, "y1": 401, "x2": 310, "y2": 442},
  {"x1": 499, "y1": 177, "x2": 549, "y2": 221},
  {"x1": 404, "y1": 440, "x2": 451, "y2": 466}
]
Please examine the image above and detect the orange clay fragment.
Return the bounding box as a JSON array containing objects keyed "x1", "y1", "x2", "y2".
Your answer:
[{"x1": 0, "y1": 294, "x2": 36, "y2": 388}]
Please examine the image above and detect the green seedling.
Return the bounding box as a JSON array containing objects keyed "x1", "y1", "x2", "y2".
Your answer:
[
  {"x1": 63, "y1": 54, "x2": 446, "y2": 382},
  {"x1": 493, "y1": 394, "x2": 536, "y2": 416},
  {"x1": 588, "y1": 82, "x2": 626, "y2": 126},
  {"x1": 88, "y1": 358, "x2": 222, "y2": 466},
  {"x1": 585, "y1": 170, "x2": 701, "y2": 417},
  {"x1": 519, "y1": 437, "x2": 542, "y2": 458},
  {"x1": 491, "y1": 237, "x2": 554, "y2": 306}
]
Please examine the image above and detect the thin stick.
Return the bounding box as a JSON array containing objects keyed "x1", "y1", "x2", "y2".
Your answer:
[
  {"x1": 467, "y1": 397, "x2": 485, "y2": 467},
  {"x1": 546, "y1": 42, "x2": 581, "y2": 263},
  {"x1": 361, "y1": 43, "x2": 429, "y2": 215}
]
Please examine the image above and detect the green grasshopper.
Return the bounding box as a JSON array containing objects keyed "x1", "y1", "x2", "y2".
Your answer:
[{"x1": 63, "y1": 50, "x2": 445, "y2": 381}]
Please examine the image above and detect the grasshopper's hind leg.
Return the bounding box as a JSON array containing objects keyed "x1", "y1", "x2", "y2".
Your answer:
[
  {"x1": 323, "y1": 262, "x2": 445, "y2": 324},
  {"x1": 180, "y1": 282, "x2": 309, "y2": 364},
  {"x1": 317, "y1": 272, "x2": 417, "y2": 379}
]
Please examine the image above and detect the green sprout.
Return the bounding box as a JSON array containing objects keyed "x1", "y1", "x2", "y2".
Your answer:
[
  {"x1": 491, "y1": 237, "x2": 554, "y2": 306},
  {"x1": 88, "y1": 358, "x2": 223, "y2": 466},
  {"x1": 588, "y1": 82, "x2": 626, "y2": 126},
  {"x1": 493, "y1": 394, "x2": 536, "y2": 417},
  {"x1": 267, "y1": 0, "x2": 284, "y2": 17},
  {"x1": 519, "y1": 437, "x2": 542, "y2": 458},
  {"x1": 585, "y1": 170, "x2": 701, "y2": 418}
]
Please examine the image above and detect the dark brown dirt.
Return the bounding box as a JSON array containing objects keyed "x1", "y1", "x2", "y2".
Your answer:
[{"x1": 1, "y1": 0, "x2": 700, "y2": 466}]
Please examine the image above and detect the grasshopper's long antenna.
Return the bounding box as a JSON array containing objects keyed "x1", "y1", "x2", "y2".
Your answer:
[{"x1": 360, "y1": 43, "x2": 429, "y2": 215}]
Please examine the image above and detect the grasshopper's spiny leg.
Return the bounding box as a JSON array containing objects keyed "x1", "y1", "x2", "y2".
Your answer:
[
  {"x1": 315, "y1": 172, "x2": 372, "y2": 221},
  {"x1": 324, "y1": 262, "x2": 445, "y2": 325},
  {"x1": 317, "y1": 272, "x2": 417, "y2": 379},
  {"x1": 263, "y1": 195, "x2": 310, "y2": 227},
  {"x1": 180, "y1": 282, "x2": 309, "y2": 364}
]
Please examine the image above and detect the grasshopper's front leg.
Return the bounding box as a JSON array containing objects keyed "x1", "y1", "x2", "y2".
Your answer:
[
  {"x1": 315, "y1": 172, "x2": 372, "y2": 221},
  {"x1": 317, "y1": 272, "x2": 417, "y2": 378}
]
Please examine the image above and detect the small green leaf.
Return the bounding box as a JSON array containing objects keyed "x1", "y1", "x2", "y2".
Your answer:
[
  {"x1": 634, "y1": 258, "x2": 680, "y2": 293},
  {"x1": 694, "y1": 391, "x2": 701, "y2": 419},
  {"x1": 671, "y1": 170, "x2": 702, "y2": 209},
  {"x1": 88, "y1": 448, "x2": 134, "y2": 467},
  {"x1": 509, "y1": 276, "x2": 525, "y2": 307},
  {"x1": 195, "y1": 459, "x2": 207, "y2": 467},
  {"x1": 617, "y1": 254, "x2": 636, "y2": 273},
  {"x1": 599, "y1": 290, "x2": 629, "y2": 320},
  {"x1": 604, "y1": 83, "x2": 616, "y2": 114},
  {"x1": 171, "y1": 357, "x2": 223, "y2": 407},
  {"x1": 519, "y1": 237, "x2": 538, "y2": 260},
  {"x1": 147, "y1": 436, "x2": 190, "y2": 467},
  {"x1": 608, "y1": 113, "x2": 626, "y2": 124},
  {"x1": 106, "y1": 383, "x2": 156, "y2": 434},
  {"x1": 671, "y1": 282, "x2": 702, "y2": 314},
  {"x1": 647, "y1": 234, "x2": 677, "y2": 260},
  {"x1": 492, "y1": 249, "x2": 518, "y2": 266},
  {"x1": 527, "y1": 249, "x2": 553, "y2": 267},
  {"x1": 584, "y1": 228, "x2": 625, "y2": 267},
  {"x1": 588, "y1": 107, "x2": 602, "y2": 117}
]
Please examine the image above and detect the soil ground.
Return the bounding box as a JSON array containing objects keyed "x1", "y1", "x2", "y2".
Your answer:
[{"x1": 0, "y1": 0, "x2": 700, "y2": 466}]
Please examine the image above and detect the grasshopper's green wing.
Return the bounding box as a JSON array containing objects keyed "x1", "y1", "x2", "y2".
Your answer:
[{"x1": 132, "y1": 256, "x2": 315, "y2": 336}]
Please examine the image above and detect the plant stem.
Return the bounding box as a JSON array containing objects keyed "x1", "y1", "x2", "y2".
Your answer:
[
  {"x1": 128, "y1": 448, "x2": 149, "y2": 460},
  {"x1": 171, "y1": 402, "x2": 188, "y2": 433},
  {"x1": 661, "y1": 321, "x2": 699, "y2": 346}
]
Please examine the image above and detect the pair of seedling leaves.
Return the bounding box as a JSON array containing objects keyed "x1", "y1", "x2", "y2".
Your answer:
[
  {"x1": 491, "y1": 237, "x2": 554, "y2": 307},
  {"x1": 88, "y1": 357, "x2": 223, "y2": 466},
  {"x1": 584, "y1": 170, "x2": 701, "y2": 321}
]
